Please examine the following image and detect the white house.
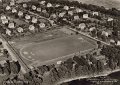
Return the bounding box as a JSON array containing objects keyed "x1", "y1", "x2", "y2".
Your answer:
[
  {"x1": 1, "y1": 15, "x2": 7, "y2": 20},
  {"x1": 32, "y1": 17, "x2": 37, "y2": 23},
  {"x1": 47, "y1": 3, "x2": 52, "y2": 8},
  {"x1": 18, "y1": 11, "x2": 23, "y2": 17},
  {"x1": 32, "y1": 5, "x2": 37, "y2": 10},
  {"x1": 68, "y1": 11, "x2": 73, "y2": 16},
  {"x1": 6, "y1": 6, "x2": 11, "y2": 11},
  {"x1": 59, "y1": 12, "x2": 66, "y2": 17},
  {"x1": 110, "y1": 39, "x2": 115, "y2": 44},
  {"x1": 93, "y1": 12, "x2": 99, "y2": 16},
  {"x1": 6, "y1": 29, "x2": 11, "y2": 36},
  {"x1": 55, "y1": 4, "x2": 60, "y2": 7},
  {"x1": 63, "y1": 6, "x2": 69, "y2": 10},
  {"x1": 39, "y1": 23, "x2": 45, "y2": 28},
  {"x1": 107, "y1": 17, "x2": 113, "y2": 21},
  {"x1": 25, "y1": 14, "x2": 31, "y2": 20},
  {"x1": 2, "y1": 19, "x2": 8, "y2": 24},
  {"x1": 51, "y1": 13, "x2": 57, "y2": 19},
  {"x1": 40, "y1": 1, "x2": 46, "y2": 5},
  {"x1": 74, "y1": 15, "x2": 79, "y2": 20},
  {"x1": 37, "y1": 7, "x2": 41, "y2": 12},
  {"x1": 76, "y1": 8, "x2": 83, "y2": 13},
  {"x1": 12, "y1": 8, "x2": 17, "y2": 13},
  {"x1": 42, "y1": 9, "x2": 47, "y2": 13},
  {"x1": 83, "y1": 14, "x2": 89, "y2": 19},
  {"x1": 23, "y1": 3, "x2": 27, "y2": 8},
  {"x1": 0, "y1": 0, "x2": 2, "y2": 2},
  {"x1": 29, "y1": 25, "x2": 35, "y2": 31},
  {"x1": 89, "y1": 27, "x2": 96, "y2": 32},
  {"x1": 8, "y1": 22, "x2": 15, "y2": 29},
  {"x1": 117, "y1": 41, "x2": 120, "y2": 46},
  {"x1": 78, "y1": 23, "x2": 86, "y2": 30},
  {"x1": 17, "y1": 27, "x2": 24, "y2": 33},
  {"x1": 10, "y1": 1, "x2": 15, "y2": 6},
  {"x1": 102, "y1": 31, "x2": 109, "y2": 37}
]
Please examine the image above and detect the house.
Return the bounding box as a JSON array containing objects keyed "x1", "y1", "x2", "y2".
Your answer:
[
  {"x1": 17, "y1": 27, "x2": 23, "y2": 33},
  {"x1": 83, "y1": 14, "x2": 89, "y2": 19},
  {"x1": 0, "y1": 0, "x2": 2, "y2": 2},
  {"x1": 93, "y1": 12, "x2": 99, "y2": 16},
  {"x1": 110, "y1": 39, "x2": 115, "y2": 44},
  {"x1": 89, "y1": 27, "x2": 96, "y2": 32},
  {"x1": 68, "y1": 11, "x2": 73, "y2": 16},
  {"x1": 31, "y1": 17, "x2": 37, "y2": 23},
  {"x1": 40, "y1": 1, "x2": 46, "y2": 5},
  {"x1": 50, "y1": 13, "x2": 57, "y2": 19},
  {"x1": 117, "y1": 41, "x2": 120, "y2": 46},
  {"x1": 42, "y1": 9, "x2": 47, "y2": 13},
  {"x1": 32, "y1": 5, "x2": 37, "y2": 10},
  {"x1": 6, "y1": 6, "x2": 11, "y2": 11},
  {"x1": 10, "y1": 1, "x2": 15, "y2": 6},
  {"x1": 29, "y1": 25, "x2": 35, "y2": 31},
  {"x1": 37, "y1": 7, "x2": 41, "y2": 12},
  {"x1": 57, "y1": 61, "x2": 62, "y2": 65},
  {"x1": 25, "y1": 14, "x2": 31, "y2": 20},
  {"x1": 59, "y1": 12, "x2": 66, "y2": 17},
  {"x1": 12, "y1": 8, "x2": 17, "y2": 13},
  {"x1": 55, "y1": 4, "x2": 60, "y2": 7},
  {"x1": 47, "y1": 3, "x2": 52, "y2": 8},
  {"x1": 63, "y1": 6, "x2": 69, "y2": 10},
  {"x1": 18, "y1": 11, "x2": 23, "y2": 17},
  {"x1": 6, "y1": 29, "x2": 11, "y2": 36},
  {"x1": 23, "y1": 3, "x2": 27, "y2": 8},
  {"x1": 8, "y1": 22, "x2": 15, "y2": 29},
  {"x1": 107, "y1": 17, "x2": 113, "y2": 21},
  {"x1": 1, "y1": 15, "x2": 7, "y2": 20},
  {"x1": 78, "y1": 23, "x2": 86, "y2": 30},
  {"x1": 39, "y1": 23, "x2": 45, "y2": 28},
  {"x1": 76, "y1": 8, "x2": 83, "y2": 13},
  {"x1": 74, "y1": 15, "x2": 79, "y2": 20},
  {"x1": 102, "y1": 31, "x2": 109, "y2": 37},
  {"x1": 2, "y1": 19, "x2": 8, "y2": 24}
]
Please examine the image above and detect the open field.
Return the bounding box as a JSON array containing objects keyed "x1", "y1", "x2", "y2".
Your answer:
[{"x1": 20, "y1": 35, "x2": 96, "y2": 67}]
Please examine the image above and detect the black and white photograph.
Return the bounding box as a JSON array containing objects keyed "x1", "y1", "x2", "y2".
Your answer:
[{"x1": 0, "y1": 0, "x2": 120, "y2": 85}]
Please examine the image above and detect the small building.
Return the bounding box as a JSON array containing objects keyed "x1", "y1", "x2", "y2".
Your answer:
[
  {"x1": 23, "y1": 3, "x2": 27, "y2": 8},
  {"x1": 31, "y1": 17, "x2": 37, "y2": 23},
  {"x1": 83, "y1": 14, "x2": 89, "y2": 19},
  {"x1": 59, "y1": 12, "x2": 66, "y2": 17},
  {"x1": 2, "y1": 19, "x2": 8, "y2": 24},
  {"x1": 102, "y1": 31, "x2": 109, "y2": 37},
  {"x1": 8, "y1": 22, "x2": 15, "y2": 29},
  {"x1": 36, "y1": 7, "x2": 41, "y2": 12},
  {"x1": 74, "y1": 15, "x2": 79, "y2": 20},
  {"x1": 63, "y1": 6, "x2": 69, "y2": 10},
  {"x1": 55, "y1": 4, "x2": 60, "y2": 7},
  {"x1": 117, "y1": 41, "x2": 120, "y2": 46},
  {"x1": 110, "y1": 39, "x2": 115, "y2": 45},
  {"x1": 40, "y1": 1, "x2": 46, "y2": 5},
  {"x1": 39, "y1": 23, "x2": 45, "y2": 28},
  {"x1": 6, "y1": 29, "x2": 11, "y2": 36},
  {"x1": 1, "y1": 15, "x2": 7, "y2": 20},
  {"x1": 18, "y1": 11, "x2": 23, "y2": 17},
  {"x1": 42, "y1": 9, "x2": 47, "y2": 13},
  {"x1": 47, "y1": 3, "x2": 52, "y2": 8},
  {"x1": 32, "y1": 5, "x2": 37, "y2": 10},
  {"x1": 17, "y1": 27, "x2": 24, "y2": 33},
  {"x1": 10, "y1": 1, "x2": 15, "y2": 6},
  {"x1": 12, "y1": 8, "x2": 17, "y2": 13},
  {"x1": 6, "y1": 6, "x2": 11, "y2": 11},
  {"x1": 107, "y1": 17, "x2": 113, "y2": 21},
  {"x1": 68, "y1": 11, "x2": 73, "y2": 16},
  {"x1": 78, "y1": 23, "x2": 86, "y2": 30},
  {"x1": 76, "y1": 8, "x2": 83, "y2": 13},
  {"x1": 93, "y1": 12, "x2": 99, "y2": 16},
  {"x1": 25, "y1": 14, "x2": 31, "y2": 20},
  {"x1": 89, "y1": 27, "x2": 96, "y2": 32},
  {"x1": 29, "y1": 25, "x2": 35, "y2": 31}
]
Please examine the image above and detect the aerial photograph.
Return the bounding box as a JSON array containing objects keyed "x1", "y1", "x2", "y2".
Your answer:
[{"x1": 0, "y1": 0, "x2": 120, "y2": 85}]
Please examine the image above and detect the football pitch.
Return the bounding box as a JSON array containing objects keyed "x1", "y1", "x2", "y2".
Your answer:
[{"x1": 20, "y1": 35, "x2": 96, "y2": 66}]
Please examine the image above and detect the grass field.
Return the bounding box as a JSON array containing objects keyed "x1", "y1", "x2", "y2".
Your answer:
[{"x1": 20, "y1": 35, "x2": 96, "y2": 67}]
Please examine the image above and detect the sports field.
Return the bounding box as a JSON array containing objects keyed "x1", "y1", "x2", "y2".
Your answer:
[{"x1": 20, "y1": 35, "x2": 96, "y2": 66}]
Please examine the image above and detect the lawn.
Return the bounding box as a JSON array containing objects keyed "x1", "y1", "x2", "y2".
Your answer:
[{"x1": 20, "y1": 35, "x2": 96, "y2": 67}]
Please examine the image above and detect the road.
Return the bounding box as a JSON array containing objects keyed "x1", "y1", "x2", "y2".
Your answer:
[{"x1": 0, "y1": 35, "x2": 28, "y2": 74}]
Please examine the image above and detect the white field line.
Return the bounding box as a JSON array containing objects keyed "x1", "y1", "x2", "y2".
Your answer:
[
  {"x1": 29, "y1": 48, "x2": 94, "y2": 68},
  {"x1": 0, "y1": 38, "x2": 26, "y2": 73}
]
